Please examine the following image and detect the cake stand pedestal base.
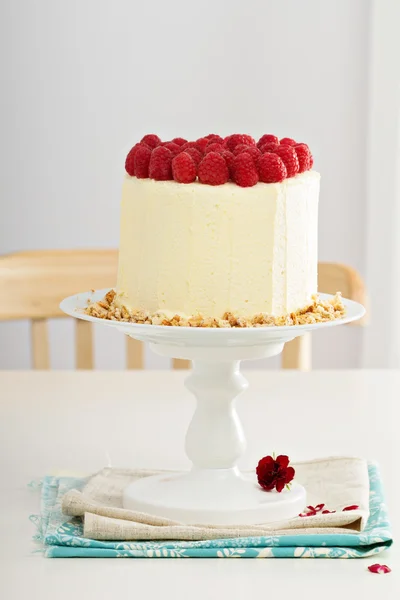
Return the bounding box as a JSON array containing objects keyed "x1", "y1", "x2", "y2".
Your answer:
[
  {"x1": 123, "y1": 469, "x2": 306, "y2": 526},
  {"x1": 123, "y1": 343, "x2": 306, "y2": 525}
]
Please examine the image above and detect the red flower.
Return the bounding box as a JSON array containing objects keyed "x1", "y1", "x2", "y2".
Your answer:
[
  {"x1": 342, "y1": 505, "x2": 359, "y2": 511},
  {"x1": 256, "y1": 454, "x2": 295, "y2": 493},
  {"x1": 368, "y1": 564, "x2": 391, "y2": 574}
]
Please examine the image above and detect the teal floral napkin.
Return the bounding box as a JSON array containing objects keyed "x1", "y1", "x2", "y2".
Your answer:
[{"x1": 32, "y1": 462, "x2": 392, "y2": 558}]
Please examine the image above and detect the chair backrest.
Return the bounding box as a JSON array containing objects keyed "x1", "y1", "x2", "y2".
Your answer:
[
  {"x1": 281, "y1": 262, "x2": 367, "y2": 370},
  {"x1": 0, "y1": 251, "x2": 366, "y2": 370},
  {"x1": 0, "y1": 249, "x2": 147, "y2": 369}
]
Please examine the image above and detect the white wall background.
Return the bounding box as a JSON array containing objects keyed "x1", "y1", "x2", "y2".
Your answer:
[{"x1": 0, "y1": 0, "x2": 371, "y2": 370}]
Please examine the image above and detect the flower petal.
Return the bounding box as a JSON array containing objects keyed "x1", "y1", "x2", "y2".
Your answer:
[
  {"x1": 322, "y1": 509, "x2": 336, "y2": 514},
  {"x1": 258, "y1": 481, "x2": 275, "y2": 491},
  {"x1": 315, "y1": 503, "x2": 325, "y2": 512},
  {"x1": 285, "y1": 466, "x2": 295, "y2": 484},
  {"x1": 368, "y1": 564, "x2": 391, "y2": 574},
  {"x1": 276, "y1": 455, "x2": 290, "y2": 468},
  {"x1": 275, "y1": 479, "x2": 286, "y2": 493},
  {"x1": 299, "y1": 507, "x2": 317, "y2": 517},
  {"x1": 342, "y1": 505, "x2": 359, "y2": 511},
  {"x1": 256, "y1": 456, "x2": 274, "y2": 472}
]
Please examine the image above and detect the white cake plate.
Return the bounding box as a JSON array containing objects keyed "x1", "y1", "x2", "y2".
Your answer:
[{"x1": 61, "y1": 290, "x2": 365, "y2": 525}]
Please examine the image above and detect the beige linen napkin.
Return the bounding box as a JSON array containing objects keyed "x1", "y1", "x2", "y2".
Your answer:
[{"x1": 62, "y1": 457, "x2": 369, "y2": 541}]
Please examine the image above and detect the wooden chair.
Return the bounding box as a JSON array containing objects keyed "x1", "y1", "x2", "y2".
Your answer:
[
  {"x1": 281, "y1": 262, "x2": 367, "y2": 370},
  {"x1": 0, "y1": 251, "x2": 366, "y2": 371},
  {"x1": 0, "y1": 249, "x2": 187, "y2": 369}
]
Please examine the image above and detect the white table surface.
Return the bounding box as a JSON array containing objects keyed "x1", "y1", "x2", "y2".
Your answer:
[{"x1": 0, "y1": 369, "x2": 399, "y2": 597}]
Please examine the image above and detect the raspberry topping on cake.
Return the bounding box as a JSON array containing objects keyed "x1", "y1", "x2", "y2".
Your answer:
[
  {"x1": 198, "y1": 152, "x2": 229, "y2": 185},
  {"x1": 234, "y1": 145, "x2": 261, "y2": 164},
  {"x1": 221, "y1": 150, "x2": 235, "y2": 176},
  {"x1": 273, "y1": 145, "x2": 300, "y2": 178},
  {"x1": 205, "y1": 142, "x2": 225, "y2": 154},
  {"x1": 233, "y1": 143, "x2": 251, "y2": 155},
  {"x1": 258, "y1": 153, "x2": 287, "y2": 183},
  {"x1": 205, "y1": 134, "x2": 224, "y2": 145},
  {"x1": 125, "y1": 133, "x2": 313, "y2": 185},
  {"x1": 195, "y1": 137, "x2": 209, "y2": 153},
  {"x1": 140, "y1": 134, "x2": 161, "y2": 149},
  {"x1": 257, "y1": 134, "x2": 279, "y2": 149},
  {"x1": 184, "y1": 147, "x2": 203, "y2": 166},
  {"x1": 259, "y1": 142, "x2": 280, "y2": 154},
  {"x1": 125, "y1": 143, "x2": 141, "y2": 176},
  {"x1": 224, "y1": 134, "x2": 256, "y2": 152},
  {"x1": 172, "y1": 152, "x2": 197, "y2": 183},
  {"x1": 148, "y1": 146, "x2": 173, "y2": 180},
  {"x1": 280, "y1": 137, "x2": 297, "y2": 146},
  {"x1": 294, "y1": 143, "x2": 313, "y2": 173},
  {"x1": 162, "y1": 142, "x2": 181, "y2": 155},
  {"x1": 171, "y1": 137, "x2": 187, "y2": 146},
  {"x1": 134, "y1": 144, "x2": 152, "y2": 178},
  {"x1": 180, "y1": 141, "x2": 198, "y2": 152},
  {"x1": 232, "y1": 153, "x2": 259, "y2": 187}
]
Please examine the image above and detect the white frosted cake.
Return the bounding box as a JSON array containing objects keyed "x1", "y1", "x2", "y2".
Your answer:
[
  {"x1": 116, "y1": 172, "x2": 319, "y2": 320},
  {"x1": 88, "y1": 133, "x2": 339, "y2": 327}
]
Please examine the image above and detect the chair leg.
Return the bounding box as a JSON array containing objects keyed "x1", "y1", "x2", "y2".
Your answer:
[
  {"x1": 281, "y1": 334, "x2": 312, "y2": 370},
  {"x1": 31, "y1": 319, "x2": 50, "y2": 369},
  {"x1": 172, "y1": 358, "x2": 191, "y2": 370},
  {"x1": 126, "y1": 337, "x2": 144, "y2": 369},
  {"x1": 76, "y1": 320, "x2": 94, "y2": 369}
]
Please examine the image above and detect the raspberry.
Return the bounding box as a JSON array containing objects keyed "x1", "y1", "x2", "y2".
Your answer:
[
  {"x1": 205, "y1": 143, "x2": 224, "y2": 154},
  {"x1": 245, "y1": 146, "x2": 262, "y2": 164},
  {"x1": 294, "y1": 143, "x2": 312, "y2": 172},
  {"x1": 220, "y1": 150, "x2": 234, "y2": 177},
  {"x1": 148, "y1": 146, "x2": 173, "y2": 180},
  {"x1": 140, "y1": 134, "x2": 161, "y2": 149},
  {"x1": 258, "y1": 153, "x2": 287, "y2": 183},
  {"x1": 195, "y1": 137, "x2": 209, "y2": 153},
  {"x1": 125, "y1": 143, "x2": 141, "y2": 176},
  {"x1": 232, "y1": 153, "x2": 259, "y2": 187},
  {"x1": 163, "y1": 142, "x2": 181, "y2": 155},
  {"x1": 181, "y1": 141, "x2": 197, "y2": 151},
  {"x1": 233, "y1": 145, "x2": 261, "y2": 164},
  {"x1": 224, "y1": 134, "x2": 255, "y2": 152},
  {"x1": 205, "y1": 134, "x2": 224, "y2": 145},
  {"x1": 172, "y1": 137, "x2": 187, "y2": 146},
  {"x1": 259, "y1": 142, "x2": 279, "y2": 154},
  {"x1": 134, "y1": 144, "x2": 152, "y2": 178},
  {"x1": 273, "y1": 146, "x2": 299, "y2": 178},
  {"x1": 233, "y1": 143, "x2": 250, "y2": 155},
  {"x1": 242, "y1": 134, "x2": 256, "y2": 145},
  {"x1": 198, "y1": 152, "x2": 229, "y2": 186},
  {"x1": 257, "y1": 134, "x2": 279, "y2": 149},
  {"x1": 172, "y1": 152, "x2": 197, "y2": 183},
  {"x1": 184, "y1": 147, "x2": 202, "y2": 166},
  {"x1": 280, "y1": 137, "x2": 296, "y2": 146}
]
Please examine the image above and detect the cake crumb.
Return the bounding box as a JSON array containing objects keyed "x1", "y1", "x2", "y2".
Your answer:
[{"x1": 83, "y1": 291, "x2": 346, "y2": 328}]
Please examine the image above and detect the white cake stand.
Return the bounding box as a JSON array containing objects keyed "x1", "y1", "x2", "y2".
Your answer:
[{"x1": 61, "y1": 290, "x2": 365, "y2": 525}]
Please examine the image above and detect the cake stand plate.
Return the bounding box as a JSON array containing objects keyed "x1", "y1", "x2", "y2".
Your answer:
[{"x1": 61, "y1": 291, "x2": 365, "y2": 525}]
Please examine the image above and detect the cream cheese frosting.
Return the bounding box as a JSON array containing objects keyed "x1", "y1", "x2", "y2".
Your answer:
[{"x1": 116, "y1": 171, "x2": 320, "y2": 318}]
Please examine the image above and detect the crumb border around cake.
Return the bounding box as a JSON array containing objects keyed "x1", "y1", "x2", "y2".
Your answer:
[{"x1": 83, "y1": 290, "x2": 346, "y2": 328}]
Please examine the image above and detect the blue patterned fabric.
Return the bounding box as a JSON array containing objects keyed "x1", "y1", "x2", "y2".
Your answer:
[{"x1": 33, "y1": 463, "x2": 392, "y2": 558}]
